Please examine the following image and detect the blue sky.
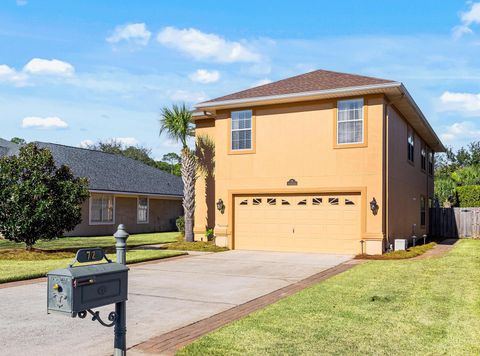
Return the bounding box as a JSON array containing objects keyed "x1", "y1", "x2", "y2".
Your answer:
[{"x1": 1, "y1": 0, "x2": 480, "y2": 158}]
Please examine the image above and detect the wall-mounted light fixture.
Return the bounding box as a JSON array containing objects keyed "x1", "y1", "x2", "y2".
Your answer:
[
  {"x1": 216, "y1": 198, "x2": 225, "y2": 214},
  {"x1": 370, "y1": 197, "x2": 379, "y2": 215}
]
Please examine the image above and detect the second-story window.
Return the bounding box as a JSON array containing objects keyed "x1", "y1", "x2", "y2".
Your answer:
[
  {"x1": 407, "y1": 127, "x2": 414, "y2": 162},
  {"x1": 231, "y1": 110, "x2": 252, "y2": 150},
  {"x1": 428, "y1": 150, "x2": 434, "y2": 175},
  {"x1": 337, "y1": 98, "x2": 364, "y2": 144},
  {"x1": 421, "y1": 143, "x2": 426, "y2": 171}
]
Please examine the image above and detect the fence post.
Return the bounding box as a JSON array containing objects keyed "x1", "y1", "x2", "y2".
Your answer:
[{"x1": 114, "y1": 224, "x2": 129, "y2": 356}]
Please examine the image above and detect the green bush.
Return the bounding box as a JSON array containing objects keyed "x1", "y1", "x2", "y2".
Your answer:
[
  {"x1": 176, "y1": 216, "x2": 185, "y2": 235},
  {"x1": 456, "y1": 185, "x2": 480, "y2": 207},
  {"x1": 0, "y1": 144, "x2": 89, "y2": 250},
  {"x1": 205, "y1": 228, "x2": 214, "y2": 241}
]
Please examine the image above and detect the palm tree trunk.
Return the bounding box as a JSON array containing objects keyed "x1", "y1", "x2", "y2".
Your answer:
[{"x1": 181, "y1": 148, "x2": 196, "y2": 242}]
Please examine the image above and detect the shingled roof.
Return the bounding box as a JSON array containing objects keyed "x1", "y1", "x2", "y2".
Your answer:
[
  {"x1": 0, "y1": 140, "x2": 183, "y2": 197},
  {"x1": 200, "y1": 69, "x2": 395, "y2": 104}
]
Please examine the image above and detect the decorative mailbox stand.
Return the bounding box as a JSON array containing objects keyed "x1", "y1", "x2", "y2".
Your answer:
[{"x1": 47, "y1": 224, "x2": 130, "y2": 355}]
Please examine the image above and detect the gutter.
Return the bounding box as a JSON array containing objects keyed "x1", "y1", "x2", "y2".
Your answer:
[
  {"x1": 397, "y1": 84, "x2": 446, "y2": 152},
  {"x1": 89, "y1": 189, "x2": 183, "y2": 199}
]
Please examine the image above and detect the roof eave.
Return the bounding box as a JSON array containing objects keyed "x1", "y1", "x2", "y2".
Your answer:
[
  {"x1": 396, "y1": 84, "x2": 446, "y2": 152},
  {"x1": 195, "y1": 82, "x2": 402, "y2": 110}
]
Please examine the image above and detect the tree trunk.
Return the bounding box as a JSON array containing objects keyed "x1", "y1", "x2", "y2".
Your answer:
[
  {"x1": 181, "y1": 148, "x2": 196, "y2": 242},
  {"x1": 25, "y1": 244, "x2": 33, "y2": 252}
]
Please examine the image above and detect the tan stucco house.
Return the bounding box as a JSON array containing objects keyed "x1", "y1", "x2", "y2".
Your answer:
[
  {"x1": 0, "y1": 139, "x2": 183, "y2": 236},
  {"x1": 193, "y1": 70, "x2": 444, "y2": 255}
]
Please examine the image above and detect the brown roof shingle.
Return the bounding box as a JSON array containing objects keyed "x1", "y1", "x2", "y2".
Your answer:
[{"x1": 201, "y1": 69, "x2": 395, "y2": 104}]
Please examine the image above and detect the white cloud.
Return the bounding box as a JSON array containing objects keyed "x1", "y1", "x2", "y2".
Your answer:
[
  {"x1": 79, "y1": 139, "x2": 94, "y2": 148},
  {"x1": 113, "y1": 137, "x2": 139, "y2": 146},
  {"x1": 169, "y1": 89, "x2": 207, "y2": 103},
  {"x1": 23, "y1": 58, "x2": 75, "y2": 76},
  {"x1": 0, "y1": 64, "x2": 28, "y2": 86},
  {"x1": 189, "y1": 69, "x2": 220, "y2": 83},
  {"x1": 453, "y1": 2, "x2": 480, "y2": 38},
  {"x1": 21, "y1": 116, "x2": 68, "y2": 129},
  {"x1": 16, "y1": 0, "x2": 27, "y2": 5},
  {"x1": 440, "y1": 121, "x2": 480, "y2": 143},
  {"x1": 157, "y1": 27, "x2": 261, "y2": 63},
  {"x1": 439, "y1": 91, "x2": 480, "y2": 116},
  {"x1": 106, "y1": 23, "x2": 151, "y2": 46},
  {"x1": 251, "y1": 78, "x2": 272, "y2": 87}
]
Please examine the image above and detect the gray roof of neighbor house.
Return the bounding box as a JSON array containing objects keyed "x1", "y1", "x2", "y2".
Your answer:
[
  {"x1": 0, "y1": 138, "x2": 20, "y2": 156},
  {"x1": 0, "y1": 140, "x2": 183, "y2": 197}
]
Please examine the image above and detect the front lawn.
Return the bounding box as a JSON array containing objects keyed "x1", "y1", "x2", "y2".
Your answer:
[
  {"x1": 0, "y1": 231, "x2": 179, "y2": 251},
  {"x1": 0, "y1": 249, "x2": 185, "y2": 284},
  {"x1": 179, "y1": 240, "x2": 480, "y2": 355}
]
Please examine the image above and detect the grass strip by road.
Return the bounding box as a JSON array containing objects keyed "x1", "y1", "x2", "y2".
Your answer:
[
  {"x1": 0, "y1": 231, "x2": 179, "y2": 251},
  {"x1": 0, "y1": 249, "x2": 185, "y2": 284},
  {"x1": 179, "y1": 239, "x2": 480, "y2": 355}
]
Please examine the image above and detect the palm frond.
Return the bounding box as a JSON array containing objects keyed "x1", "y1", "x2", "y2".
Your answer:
[{"x1": 159, "y1": 103, "x2": 194, "y2": 149}]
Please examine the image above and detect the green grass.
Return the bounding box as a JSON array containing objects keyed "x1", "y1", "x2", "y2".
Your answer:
[
  {"x1": 164, "y1": 241, "x2": 229, "y2": 252},
  {"x1": 0, "y1": 231, "x2": 179, "y2": 251},
  {"x1": 179, "y1": 240, "x2": 480, "y2": 356},
  {"x1": 357, "y1": 242, "x2": 437, "y2": 260},
  {"x1": 0, "y1": 249, "x2": 185, "y2": 284}
]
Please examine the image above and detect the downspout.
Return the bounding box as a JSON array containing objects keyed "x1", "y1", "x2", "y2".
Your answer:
[{"x1": 384, "y1": 99, "x2": 390, "y2": 251}]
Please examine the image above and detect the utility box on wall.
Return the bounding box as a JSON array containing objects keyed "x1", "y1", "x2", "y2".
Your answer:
[
  {"x1": 47, "y1": 262, "x2": 128, "y2": 316},
  {"x1": 394, "y1": 239, "x2": 408, "y2": 251}
]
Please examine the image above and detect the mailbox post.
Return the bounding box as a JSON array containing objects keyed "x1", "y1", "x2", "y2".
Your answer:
[
  {"x1": 47, "y1": 224, "x2": 130, "y2": 356},
  {"x1": 114, "y1": 224, "x2": 129, "y2": 356}
]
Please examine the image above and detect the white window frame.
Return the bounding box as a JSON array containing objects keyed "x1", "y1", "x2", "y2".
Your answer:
[
  {"x1": 336, "y1": 98, "x2": 364, "y2": 145},
  {"x1": 231, "y1": 110, "x2": 253, "y2": 151},
  {"x1": 89, "y1": 194, "x2": 115, "y2": 225},
  {"x1": 407, "y1": 127, "x2": 415, "y2": 163},
  {"x1": 137, "y1": 196, "x2": 149, "y2": 224}
]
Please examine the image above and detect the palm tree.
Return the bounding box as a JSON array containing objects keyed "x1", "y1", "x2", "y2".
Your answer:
[{"x1": 160, "y1": 104, "x2": 196, "y2": 242}]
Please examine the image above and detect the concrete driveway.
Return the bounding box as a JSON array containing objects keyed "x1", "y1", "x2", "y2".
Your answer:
[{"x1": 0, "y1": 250, "x2": 351, "y2": 356}]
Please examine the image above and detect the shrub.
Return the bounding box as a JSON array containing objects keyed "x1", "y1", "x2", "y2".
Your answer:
[
  {"x1": 205, "y1": 228, "x2": 214, "y2": 241},
  {"x1": 176, "y1": 216, "x2": 185, "y2": 236},
  {"x1": 0, "y1": 144, "x2": 89, "y2": 250},
  {"x1": 456, "y1": 185, "x2": 480, "y2": 207}
]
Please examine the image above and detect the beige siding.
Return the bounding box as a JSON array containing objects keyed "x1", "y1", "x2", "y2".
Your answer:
[
  {"x1": 387, "y1": 106, "x2": 434, "y2": 242},
  {"x1": 64, "y1": 194, "x2": 183, "y2": 236}
]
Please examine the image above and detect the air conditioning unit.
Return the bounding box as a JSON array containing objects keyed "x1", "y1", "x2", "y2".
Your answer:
[{"x1": 394, "y1": 239, "x2": 408, "y2": 251}]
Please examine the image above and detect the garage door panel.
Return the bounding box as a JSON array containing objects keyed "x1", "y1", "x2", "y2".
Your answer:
[{"x1": 234, "y1": 194, "x2": 361, "y2": 254}]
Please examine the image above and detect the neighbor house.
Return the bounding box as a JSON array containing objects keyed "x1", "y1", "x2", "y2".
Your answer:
[
  {"x1": 192, "y1": 70, "x2": 444, "y2": 255},
  {"x1": 0, "y1": 139, "x2": 183, "y2": 236}
]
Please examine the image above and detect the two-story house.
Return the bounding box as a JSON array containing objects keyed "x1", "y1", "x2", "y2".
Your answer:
[{"x1": 193, "y1": 70, "x2": 444, "y2": 255}]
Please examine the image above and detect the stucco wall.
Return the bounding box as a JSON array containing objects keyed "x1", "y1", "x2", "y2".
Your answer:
[
  {"x1": 387, "y1": 106, "x2": 434, "y2": 243},
  {"x1": 195, "y1": 95, "x2": 386, "y2": 251},
  {"x1": 64, "y1": 195, "x2": 183, "y2": 236}
]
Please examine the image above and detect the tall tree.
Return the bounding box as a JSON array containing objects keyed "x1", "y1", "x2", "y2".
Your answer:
[
  {"x1": 160, "y1": 104, "x2": 196, "y2": 242},
  {"x1": 0, "y1": 144, "x2": 89, "y2": 250},
  {"x1": 163, "y1": 152, "x2": 181, "y2": 174},
  {"x1": 10, "y1": 137, "x2": 26, "y2": 145},
  {"x1": 86, "y1": 139, "x2": 156, "y2": 167}
]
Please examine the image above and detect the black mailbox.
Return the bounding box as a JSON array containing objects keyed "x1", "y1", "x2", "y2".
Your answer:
[{"x1": 47, "y1": 249, "x2": 128, "y2": 316}]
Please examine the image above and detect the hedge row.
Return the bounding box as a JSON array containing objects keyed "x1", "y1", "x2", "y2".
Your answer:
[{"x1": 456, "y1": 185, "x2": 480, "y2": 207}]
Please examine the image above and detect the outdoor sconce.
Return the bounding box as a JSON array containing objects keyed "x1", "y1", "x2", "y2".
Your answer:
[
  {"x1": 216, "y1": 198, "x2": 225, "y2": 214},
  {"x1": 370, "y1": 197, "x2": 379, "y2": 215}
]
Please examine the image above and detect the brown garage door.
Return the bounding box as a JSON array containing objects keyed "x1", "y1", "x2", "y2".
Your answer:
[{"x1": 234, "y1": 193, "x2": 361, "y2": 254}]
